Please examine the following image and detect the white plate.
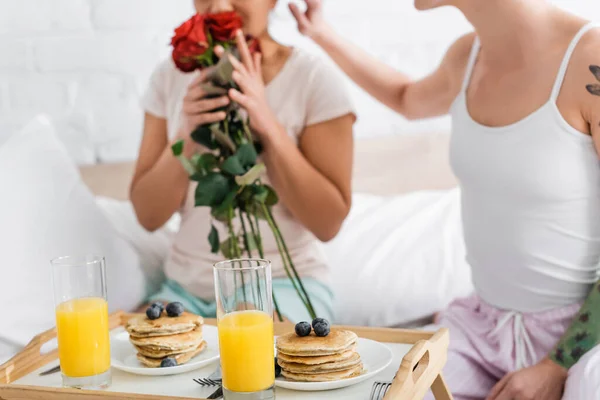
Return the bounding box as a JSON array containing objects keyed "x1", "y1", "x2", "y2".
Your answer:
[
  {"x1": 274, "y1": 338, "x2": 393, "y2": 391},
  {"x1": 110, "y1": 325, "x2": 220, "y2": 376}
]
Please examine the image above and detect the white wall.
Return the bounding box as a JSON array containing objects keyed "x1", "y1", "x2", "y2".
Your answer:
[{"x1": 0, "y1": 0, "x2": 597, "y2": 163}]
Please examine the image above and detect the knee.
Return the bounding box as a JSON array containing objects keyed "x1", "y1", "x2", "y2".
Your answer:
[{"x1": 563, "y1": 346, "x2": 600, "y2": 399}]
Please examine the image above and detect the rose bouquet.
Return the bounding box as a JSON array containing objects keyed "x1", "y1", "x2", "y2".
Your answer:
[{"x1": 170, "y1": 12, "x2": 316, "y2": 321}]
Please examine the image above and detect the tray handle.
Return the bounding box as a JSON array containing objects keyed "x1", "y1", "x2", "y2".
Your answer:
[
  {"x1": 0, "y1": 311, "x2": 125, "y2": 384},
  {"x1": 383, "y1": 328, "x2": 452, "y2": 400}
]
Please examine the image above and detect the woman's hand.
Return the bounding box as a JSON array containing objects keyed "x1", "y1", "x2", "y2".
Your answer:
[
  {"x1": 222, "y1": 30, "x2": 284, "y2": 145},
  {"x1": 178, "y1": 71, "x2": 230, "y2": 153},
  {"x1": 289, "y1": 0, "x2": 329, "y2": 40},
  {"x1": 486, "y1": 358, "x2": 567, "y2": 400}
]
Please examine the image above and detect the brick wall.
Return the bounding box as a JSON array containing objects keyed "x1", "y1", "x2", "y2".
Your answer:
[{"x1": 0, "y1": 0, "x2": 596, "y2": 163}]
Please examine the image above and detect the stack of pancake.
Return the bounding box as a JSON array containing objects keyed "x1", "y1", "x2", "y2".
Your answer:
[
  {"x1": 125, "y1": 312, "x2": 206, "y2": 368},
  {"x1": 276, "y1": 330, "x2": 363, "y2": 382}
]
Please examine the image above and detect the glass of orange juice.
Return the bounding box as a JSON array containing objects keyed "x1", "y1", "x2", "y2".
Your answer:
[
  {"x1": 51, "y1": 255, "x2": 111, "y2": 389},
  {"x1": 214, "y1": 259, "x2": 275, "y2": 400}
]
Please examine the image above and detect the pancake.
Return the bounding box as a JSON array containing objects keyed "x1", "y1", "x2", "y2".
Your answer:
[
  {"x1": 277, "y1": 352, "x2": 361, "y2": 374},
  {"x1": 126, "y1": 312, "x2": 203, "y2": 338},
  {"x1": 281, "y1": 363, "x2": 363, "y2": 382},
  {"x1": 134, "y1": 343, "x2": 199, "y2": 359},
  {"x1": 276, "y1": 330, "x2": 358, "y2": 356},
  {"x1": 276, "y1": 346, "x2": 356, "y2": 365},
  {"x1": 129, "y1": 327, "x2": 203, "y2": 351},
  {"x1": 136, "y1": 341, "x2": 207, "y2": 368}
]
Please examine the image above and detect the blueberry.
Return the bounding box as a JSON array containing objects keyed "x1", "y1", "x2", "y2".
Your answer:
[
  {"x1": 160, "y1": 357, "x2": 177, "y2": 368},
  {"x1": 312, "y1": 318, "x2": 330, "y2": 337},
  {"x1": 312, "y1": 317, "x2": 326, "y2": 328},
  {"x1": 151, "y1": 302, "x2": 165, "y2": 312},
  {"x1": 275, "y1": 357, "x2": 281, "y2": 377},
  {"x1": 146, "y1": 305, "x2": 161, "y2": 320},
  {"x1": 166, "y1": 302, "x2": 185, "y2": 317},
  {"x1": 295, "y1": 321, "x2": 312, "y2": 337}
]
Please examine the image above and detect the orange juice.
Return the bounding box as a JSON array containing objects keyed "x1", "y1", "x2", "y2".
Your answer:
[
  {"x1": 55, "y1": 297, "x2": 110, "y2": 377},
  {"x1": 218, "y1": 310, "x2": 274, "y2": 392}
]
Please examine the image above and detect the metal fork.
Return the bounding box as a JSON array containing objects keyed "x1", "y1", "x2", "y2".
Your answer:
[
  {"x1": 193, "y1": 365, "x2": 222, "y2": 387},
  {"x1": 369, "y1": 381, "x2": 392, "y2": 400}
]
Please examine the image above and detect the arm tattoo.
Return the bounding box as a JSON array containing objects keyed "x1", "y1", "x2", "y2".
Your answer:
[
  {"x1": 550, "y1": 279, "x2": 600, "y2": 369},
  {"x1": 551, "y1": 66, "x2": 600, "y2": 368},
  {"x1": 587, "y1": 65, "x2": 600, "y2": 96}
]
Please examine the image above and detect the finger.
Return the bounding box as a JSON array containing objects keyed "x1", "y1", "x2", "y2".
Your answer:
[
  {"x1": 189, "y1": 111, "x2": 227, "y2": 126},
  {"x1": 214, "y1": 45, "x2": 225, "y2": 59},
  {"x1": 493, "y1": 385, "x2": 515, "y2": 400},
  {"x1": 231, "y1": 71, "x2": 252, "y2": 95},
  {"x1": 187, "y1": 70, "x2": 208, "y2": 90},
  {"x1": 235, "y1": 29, "x2": 254, "y2": 72},
  {"x1": 185, "y1": 84, "x2": 208, "y2": 101},
  {"x1": 228, "y1": 53, "x2": 248, "y2": 76},
  {"x1": 289, "y1": 3, "x2": 310, "y2": 30},
  {"x1": 253, "y1": 52, "x2": 262, "y2": 77},
  {"x1": 183, "y1": 96, "x2": 230, "y2": 114},
  {"x1": 486, "y1": 374, "x2": 511, "y2": 400},
  {"x1": 229, "y1": 88, "x2": 252, "y2": 110}
]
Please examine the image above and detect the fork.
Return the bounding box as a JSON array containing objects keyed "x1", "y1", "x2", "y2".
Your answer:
[
  {"x1": 369, "y1": 381, "x2": 392, "y2": 400},
  {"x1": 193, "y1": 365, "x2": 222, "y2": 387}
]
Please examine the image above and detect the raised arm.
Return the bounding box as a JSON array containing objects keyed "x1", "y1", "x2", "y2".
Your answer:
[
  {"x1": 130, "y1": 73, "x2": 230, "y2": 231},
  {"x1": 290, "y1": 0, "x2": 474, "y2": 120}
]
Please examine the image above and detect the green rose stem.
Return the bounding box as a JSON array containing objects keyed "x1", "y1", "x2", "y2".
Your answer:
[
  {"x1": 261, "y1": 203, "x2": 317, "y2": 319},
  {"x1": 245, "y1": 211, "x2": 283, "y2": 322},
  {"x1": 226, "y1": 206, "x2": 247, "y2": 306},
  {"x1": 239, "y1": 212, "x2": 260, "y2": 308}
]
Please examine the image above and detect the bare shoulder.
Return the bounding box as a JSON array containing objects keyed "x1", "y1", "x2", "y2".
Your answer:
[
  {"x1": 568, "y1": 27, "x2": 600, "y2": 96},
  {"x1": 441, "y1": 32, "x2": 477, "y2": 89},
  {"x1": 570, "y1": 27, "x2": 600, "y2": 125}
]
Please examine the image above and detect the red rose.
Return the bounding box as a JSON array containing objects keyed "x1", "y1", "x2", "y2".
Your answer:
[
  {"x1": 172, "y1": 39, "x2": 206, "y2": 72},
  {"x1": 205, "y1": 11, "x2": 243, "y2": 42},
  {"x1": 171, "y1": 14, "x2": 208, "y2": 72},
  {"x1": 171, "y1": 14, "x2": 207, "y2": 47}
]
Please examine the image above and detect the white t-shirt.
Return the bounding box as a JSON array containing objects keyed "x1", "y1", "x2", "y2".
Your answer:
[{"x1": 141, "y1": 48, "x2": 355, "y2": 301}]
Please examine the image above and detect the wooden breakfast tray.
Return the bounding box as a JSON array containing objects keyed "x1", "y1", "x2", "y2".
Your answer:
[{"x1": 0, "y1": 311, "x2": 453, "y2": 400}]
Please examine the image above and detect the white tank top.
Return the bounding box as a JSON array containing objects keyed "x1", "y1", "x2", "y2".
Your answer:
[{"x1": 450, "y1": 22, "x2": 600, "y2": 313}]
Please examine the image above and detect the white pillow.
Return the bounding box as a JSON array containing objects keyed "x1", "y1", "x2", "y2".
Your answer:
[
  {"x1": 0, "y1": 116, "x2": 146, "y2": 349},
  {"x1": 324, "y1": 189, "x2": 473, "y2": 327},
  {"x1": 95, "y1": 197, "x2": 182, "y2": 295}
]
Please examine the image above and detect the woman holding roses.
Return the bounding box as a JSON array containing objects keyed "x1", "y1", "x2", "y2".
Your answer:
[
  {"x1": 130, "y1": 0, "x2": 355, "y2": 323},
  {"x1": 290, "y1": 0, "x2": 600, "y2": 399}
]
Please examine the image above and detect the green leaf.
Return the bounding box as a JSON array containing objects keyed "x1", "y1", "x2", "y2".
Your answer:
[
  {"x1": 220, "y1": 237, "x2": 236, "y2": 259},
  {"x1": 221, "y1": 155, "x2": 246, "y2": 176},
  {"x1": 191, "y1": 125, "x2": 218, "y2": 150},
  {"x1": 263, "y1": 184, "x2": 279, "y2": 206},
  {"x1": 237, "y1": 143, "x2": 258, "y2": 167},
  {"x1": 208, "y1": 225, "x2": 220, "y2": 254},
  {"x1": 253, "y1": 185, "x2": 269, "y2": 203},
  {"x1": 171, "y1": 140, "x2": 185, "y2": 156},
  {"x1": 190, "y1": 172, "x2": 203, "y2": 182},
  {"x1": 212, "y1": 187, "x2": 239, "y2": 215},
  {"x1": 245, "y1": 202, "x2": 268, "y2": 220},
  {"x1": 195, "y1": 153, "x2": 218, "y2": 174},
  {"x1": 194, "y1": 173, "x2": 231, "y2": 207},
  {"x1": 211, "y1": 206, "x2": 230, "y2": 223},
  {"x1": 235, "y1": 163, "x2": 266, "y2": 186}
]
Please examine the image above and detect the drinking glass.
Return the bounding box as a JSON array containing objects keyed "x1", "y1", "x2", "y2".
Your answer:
[
  {"x1": 214, "y1": 259, "x2": 275, "y2": 400},
  {"x1": 51, "y1": 255, "x2": 111, "y2": 389}
]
